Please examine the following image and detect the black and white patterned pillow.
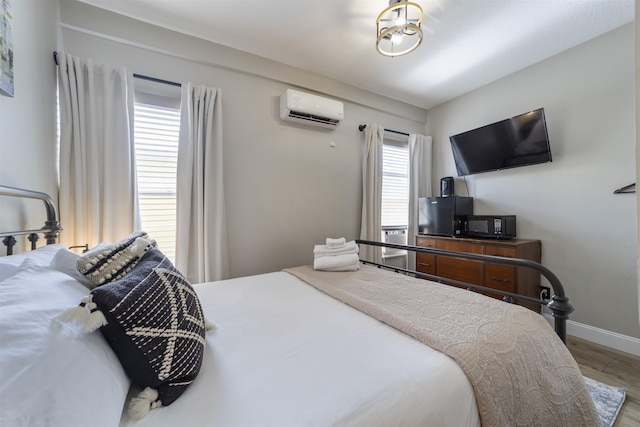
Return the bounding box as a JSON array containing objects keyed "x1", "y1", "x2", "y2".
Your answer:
[
  {"x1": 62, "y1": 247, "x2": 207, "y2": 419},
  {"x1": 76, "y1": 231, "x2": 156, "y2": 289}
]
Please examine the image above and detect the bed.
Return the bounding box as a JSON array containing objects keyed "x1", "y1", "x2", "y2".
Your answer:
[{"x1": 0, "y1": 185, "x2": 600, "y2": 427}]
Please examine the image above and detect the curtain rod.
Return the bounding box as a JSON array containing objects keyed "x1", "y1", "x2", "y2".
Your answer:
[
  {"x1": 53, "y1": 52, "x2": 181, "y2": 87},
  {"x1": 133, "y1": 73, "x2": 181, "y2": 87},
  {"x1": 358, "y1": 124, "x2": 410, "y2": 137}
]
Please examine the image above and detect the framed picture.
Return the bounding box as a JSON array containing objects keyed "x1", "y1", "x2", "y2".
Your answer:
[{"x1": 0, "y1": 0, "x2": 13, "y2": 97}]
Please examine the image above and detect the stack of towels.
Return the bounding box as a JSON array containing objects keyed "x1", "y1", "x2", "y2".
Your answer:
[{"x1": 313, "y1": 237, "x2": 360, "y2": 271}]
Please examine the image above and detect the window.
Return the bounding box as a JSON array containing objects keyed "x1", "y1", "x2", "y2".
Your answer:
[
  {"x1": 134, "y1": 94, "x2": 180, "y2": 262},
  {"x1": 381, "y1": 139, "x2": 409, "y2": 259},
  {"x1": 381, "y1": 139, "x2": 409, "y2": 228}
]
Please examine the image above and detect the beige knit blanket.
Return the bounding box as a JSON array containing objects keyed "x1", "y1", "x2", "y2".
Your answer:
[{"x1": 284, "y1": 264, "x2": 600, "y2": 427}]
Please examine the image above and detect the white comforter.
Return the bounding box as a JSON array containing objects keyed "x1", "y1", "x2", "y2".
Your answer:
[
  {"x1": 0, "y1": 245, "x2": 479, "y2": 426},
  {"x1": 119, "y1": 272, "x2": 480, "y2": 427}
]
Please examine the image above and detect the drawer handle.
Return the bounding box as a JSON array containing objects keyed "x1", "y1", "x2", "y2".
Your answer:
[
  {"x1": 418, "y1": 262, "x2": 431, "y2": 267},
  {"x1": 489, "y1": 276, "x2": 511, "y2": 283}
]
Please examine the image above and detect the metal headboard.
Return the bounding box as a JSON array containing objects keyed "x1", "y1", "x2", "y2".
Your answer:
[
  {"x1": 0, "y1": 185, "x2": 62, "y2": 255},
  {"x1": 356, "y1": 239, "x2": 573, "y2": 344}
]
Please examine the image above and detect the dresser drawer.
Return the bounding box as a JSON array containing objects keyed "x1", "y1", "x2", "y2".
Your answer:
[
  {"x1": 484, "y1": 264, "x2": 516, "y2": 293},
  {"x1": 416, "y1": 253, "x2": 436, "y2": 275},
  {"x1": 484, "y1": 245, "x2": 517, "y2": 258},
  {"x1": 437, "y1": 239, "x2": 484, "y2": 254},
  {"x1": 416, "y1": 236, "x2": 437, "y2": 248},
  {"x1": 436, "y1": 256, "x2": 483, "y2": 284},
  {"x1": 484, "y1": 245, "x2": 517, "y2": 296}
]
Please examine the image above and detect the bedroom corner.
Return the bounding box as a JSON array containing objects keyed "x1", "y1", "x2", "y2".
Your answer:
[{"x1": 0, "y1": 0, "x2": 58, "y2": 253}]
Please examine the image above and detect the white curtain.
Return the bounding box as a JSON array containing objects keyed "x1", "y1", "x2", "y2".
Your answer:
[
  {"x1": 176, "y1": 83, "x2": 229, "y2": 284},
  {"x1": 359, "y1": 123, "x2": 384, "y2": 264},
  {"x1": 408, "y1": 133, "x2": 433, "y2": 270},
  {"x1": 56, "y1": 52, "x2": 139, "y2": 249}
]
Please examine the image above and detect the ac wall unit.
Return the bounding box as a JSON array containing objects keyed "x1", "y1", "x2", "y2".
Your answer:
[{"x1": 280, "y1": 89, "x2": 343, "y2": 129}]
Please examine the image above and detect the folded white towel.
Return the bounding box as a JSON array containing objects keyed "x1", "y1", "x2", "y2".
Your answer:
[
  {"x1": 313, "y1": 240, "x2": 359, "y2": 257},
  {"x1": 326, "y1": 237, "x2": 346, "y2": 248},
  {"x1": 313, "y1": 253, "x2": 360, "y2": 272}
]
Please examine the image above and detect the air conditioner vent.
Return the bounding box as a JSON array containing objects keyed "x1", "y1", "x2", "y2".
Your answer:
[
  {"x1": 287, "y1": 111, "x2": 340, "y2": 126},
  {"x1": 280, "y1": 89, "x2": 343, "y2": 129}
]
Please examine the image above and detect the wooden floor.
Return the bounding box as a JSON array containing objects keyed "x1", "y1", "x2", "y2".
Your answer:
[{"x1": 567, "y1": 336, "x2": 640, "y2": 427}]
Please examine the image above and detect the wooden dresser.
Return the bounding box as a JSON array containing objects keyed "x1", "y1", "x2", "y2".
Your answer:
[{"x1": 415, "y1": 235, "x2": 542, "y2": 312}]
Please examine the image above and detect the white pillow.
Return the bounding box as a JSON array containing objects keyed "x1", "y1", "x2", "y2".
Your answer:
[
  {"x1": 48, "y1": 246, "x2": 91, "y2": 288},
  {"x1": 0, "y1": 260, "x2": 130, "y2": 427},
  {"x1": 0, "y1": 244, "x2": 84, "y2": 284},
  {"x1": 0, "y1": 243, "x2": 66, "y2": 267},
  {"x1": 0, "y1": 262, "x2": 18, "y2": 282},
  {"x1": 0, "y1": 245, "x2": 63, "y2": 282}
]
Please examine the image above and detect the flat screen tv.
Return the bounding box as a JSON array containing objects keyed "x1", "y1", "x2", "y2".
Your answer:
[{"x1": 449, "y1": 108, "x2": 552, "y2": 176}]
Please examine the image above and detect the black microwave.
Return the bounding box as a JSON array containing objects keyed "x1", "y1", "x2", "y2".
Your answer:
[{"x1": 463, "y1": 215, "x2": 516, "y2": 239}]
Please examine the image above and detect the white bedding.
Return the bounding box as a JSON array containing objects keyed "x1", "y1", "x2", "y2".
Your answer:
[
  {"x1": 120, "y1": 272, "x2": 480, "y2": 427},
  {"x1": 0, "y1": 246, "x2": 129, "y2": 427},
  {"x1": 1, "y1": 246, "x2": 480, "y2": 426}
]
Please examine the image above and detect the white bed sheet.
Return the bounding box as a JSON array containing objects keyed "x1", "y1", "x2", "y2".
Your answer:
[{"x1": 120, "y1": 271, "x2": 480, "y2": 427}]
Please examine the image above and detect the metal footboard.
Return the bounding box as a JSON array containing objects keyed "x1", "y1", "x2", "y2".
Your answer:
[
  {"x1": 356, "y1": 239, "x2": 573, "y2": 344},
  {"x1": 0, "y1": 185, "x2": 62, "y2": 255}
]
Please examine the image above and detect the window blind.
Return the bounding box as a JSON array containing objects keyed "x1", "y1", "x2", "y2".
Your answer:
[
  {"x1": 134, "y1": 102, "x2": 180, "y2": 262},
  {"x1": 382, "y1": 141, "x2": 409, "y2": 227}
]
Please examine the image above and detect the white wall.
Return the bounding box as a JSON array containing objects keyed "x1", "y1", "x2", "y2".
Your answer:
[
  {"x1": 0, "y1": 0, "x2": 59, "y2": 252},
  {"x1": 635, "y1": 0, "x2": 640, "y2": 327},
  {"x1": 58, "y1": 0, "x2": 427, "y2": 278},
  {"x1": 427, "y1": 24, "x2": 638, "y2": 340}
]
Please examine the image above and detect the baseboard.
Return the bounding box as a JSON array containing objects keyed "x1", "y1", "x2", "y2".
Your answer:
[{"x1": 543, "y1": 314, "x2": 640, "y2": 357}]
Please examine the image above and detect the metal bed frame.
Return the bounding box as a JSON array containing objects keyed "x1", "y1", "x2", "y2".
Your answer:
[
  {"x1": 356, "y1": 239, "x2": 573, "y2": 344},
  {"x1": 0, "y1": 185, "x2": 62, "y2": 255}
]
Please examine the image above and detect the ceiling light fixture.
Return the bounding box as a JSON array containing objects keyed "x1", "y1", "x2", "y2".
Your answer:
[{"x1": 376, "y1": 0, "x2": 424, "y2": 57}]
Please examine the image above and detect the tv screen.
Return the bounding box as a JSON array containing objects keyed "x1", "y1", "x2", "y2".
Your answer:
[{"x1": 449, "y1": 108, "x2": 552, "y2": 176}]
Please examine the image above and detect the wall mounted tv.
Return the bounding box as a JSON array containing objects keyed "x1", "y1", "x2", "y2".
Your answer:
[{"x1": 449, "y1": 108, "x2": 552, "y2": 176}]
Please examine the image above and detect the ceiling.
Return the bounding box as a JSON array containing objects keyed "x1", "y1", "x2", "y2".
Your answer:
[{"x1": 75, "y1": 0, "x2": 634, "y2": 109}]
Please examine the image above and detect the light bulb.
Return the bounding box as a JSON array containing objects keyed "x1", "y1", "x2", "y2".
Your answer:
[{"x1": 391, "y1": 32, "x2": 403, "y2": 44}]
